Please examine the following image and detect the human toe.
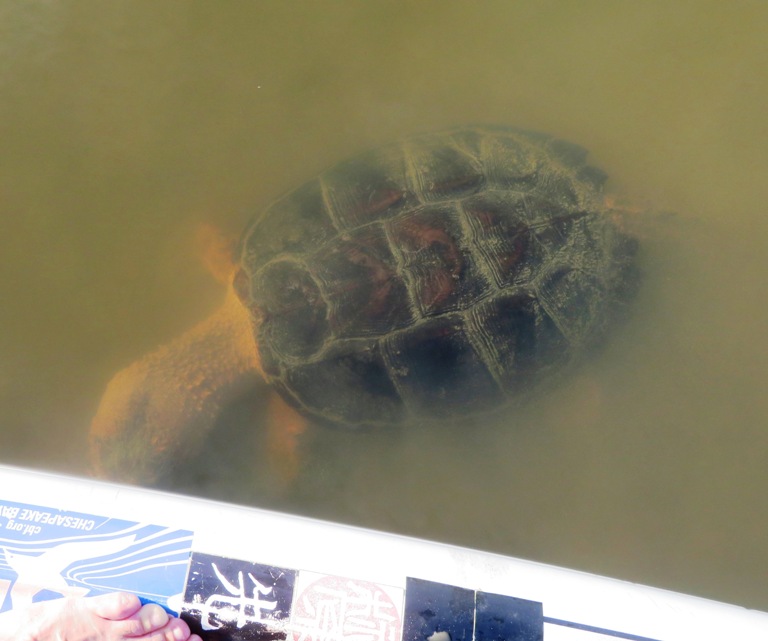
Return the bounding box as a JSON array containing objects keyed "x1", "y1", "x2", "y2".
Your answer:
[
  {"x1": 141, "y1": 616, "x2": 194, "y2": 641},
  {"x1": 113, "y1": 603, "x2": 170, "y2": 637},
  {"x1": 87, "y1": 592, "x2": 143, "y2": 621}
]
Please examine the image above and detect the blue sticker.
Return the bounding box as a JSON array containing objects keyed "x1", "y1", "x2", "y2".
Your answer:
[
  {"x1": 182, "y1": 551, "x2": 296, "y2": 641},
  {"x1": 0, "y1": 500, "x2": 193, "y2": 613},
  {"x1": 404, "y1": 578, "x2": 543, "y2": 641},
  {"x1": 404, "y1": 577, "x2": 474, "y2": 641},
  {"x1": 475, "y1": 591, "x2": 542, "y2": 641}
]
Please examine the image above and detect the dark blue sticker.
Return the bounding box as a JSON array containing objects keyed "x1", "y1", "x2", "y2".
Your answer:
[
  {"x1": 475, "y1": 591, "x2": 542, "y2": 641},
  {"x1": 404, "y1": 578, "x2": 474, "y2": 641},
  {"x1": 181, "y1": 551, "x2": 296, "y2": 641},
  {"x1": 0, "y1": 499, "x2": 193, "y2": 613},
  {"x1": 404, "y1": 578, "x2": 543, "y2": 641}
]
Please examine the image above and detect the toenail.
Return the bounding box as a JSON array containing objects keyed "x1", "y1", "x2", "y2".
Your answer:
[{"x1": 172, "y1": 625, "x2": 187, "y2": 640}]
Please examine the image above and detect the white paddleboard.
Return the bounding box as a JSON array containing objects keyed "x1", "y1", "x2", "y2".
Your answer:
[{"x1": 1, "y1": 464, "x2": 766, "y2": 641}]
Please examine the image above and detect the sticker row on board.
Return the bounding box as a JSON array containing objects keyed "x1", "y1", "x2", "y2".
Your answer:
[
  {"x1": 181, "y1": 551, "x2": 543, "y2": 641},
  {"x1": 0, "y1": 499, "x2": 542, "y2": 641},
  {"x1": 2, "y1": 499, "x2": 658, "y2": 641}
]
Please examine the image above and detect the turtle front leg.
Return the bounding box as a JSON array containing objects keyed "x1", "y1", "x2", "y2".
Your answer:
[{"x1": 89, "y1": 288, "x2": 263, "y2": 485}]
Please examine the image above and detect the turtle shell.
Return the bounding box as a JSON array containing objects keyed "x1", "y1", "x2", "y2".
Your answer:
[{"x1": 234, "y1": 126, "x2": 638, "y2": 428}]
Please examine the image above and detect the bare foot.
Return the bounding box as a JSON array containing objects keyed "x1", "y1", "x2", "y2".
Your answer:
[{"x1": 0, "y1": 592, "x2": 202, "y2": 641}]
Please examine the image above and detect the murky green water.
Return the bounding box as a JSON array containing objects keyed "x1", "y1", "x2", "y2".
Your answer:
[{"x1": 2, "y1": 0, "x2": 768, "y2": 610}]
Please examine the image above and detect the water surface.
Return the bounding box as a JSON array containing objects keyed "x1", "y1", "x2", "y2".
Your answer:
[{"x1": 2, "y1": 0, "x2": 767, "y2": 610}]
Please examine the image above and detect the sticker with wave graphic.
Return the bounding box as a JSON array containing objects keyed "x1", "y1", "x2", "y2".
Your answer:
[{"x1": 0, "y1": 499, "x2": 192, "y2": 613}]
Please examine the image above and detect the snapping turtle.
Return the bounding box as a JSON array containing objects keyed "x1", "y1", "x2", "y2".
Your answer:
[{"x1": 90, "y1": 125, "x2": 638, "y2": 484}]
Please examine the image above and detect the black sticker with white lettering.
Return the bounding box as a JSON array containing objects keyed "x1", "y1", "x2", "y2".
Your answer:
[{"x1": 181, "y1": 551, "x2": 296, "y2": 641}]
